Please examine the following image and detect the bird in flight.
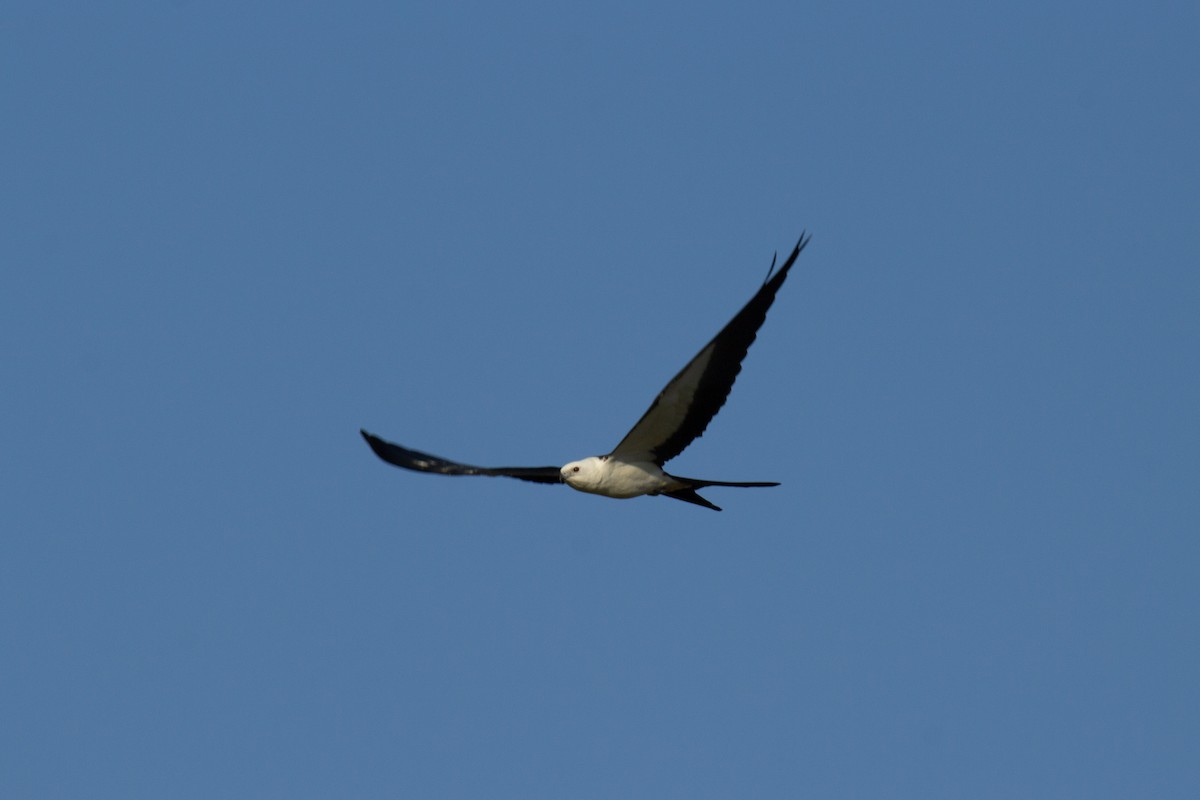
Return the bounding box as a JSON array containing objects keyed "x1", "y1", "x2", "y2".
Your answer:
[{"x1": 361, "y1": 232, "x2": 811, "y2": 511}]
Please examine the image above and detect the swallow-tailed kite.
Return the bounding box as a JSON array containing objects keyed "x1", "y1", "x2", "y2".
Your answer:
[{"x1": 361, "y1": 233, "x2": 811, "y2": 511}]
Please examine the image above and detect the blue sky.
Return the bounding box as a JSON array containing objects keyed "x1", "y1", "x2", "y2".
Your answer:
[{"x1": 3, "y1": 1, "x2": 1198, "y2": 797}]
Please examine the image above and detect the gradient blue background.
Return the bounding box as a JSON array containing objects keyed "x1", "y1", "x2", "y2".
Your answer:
[{"x1": 3, "y1": 2, "x2": 1198, "y2": 797}]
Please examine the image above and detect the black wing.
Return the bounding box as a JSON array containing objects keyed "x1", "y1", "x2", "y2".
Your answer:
[
  {"x1": 610, "y1": 233, "x2": 809, "y2": 465},
  {"x1": 360, "y1": 430, "x2": 563, "y2": 484}
]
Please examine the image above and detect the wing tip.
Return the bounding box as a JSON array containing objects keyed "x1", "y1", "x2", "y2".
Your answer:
[
  {"x1": 795, "y1": 229, "x2": 811, "y2": 254},
  {"x1": 359, "y1": 428, "x2": 391, "y2": 461},
  {"x1": 763, "y1": 230, "x2": 811, "y2": 284}
]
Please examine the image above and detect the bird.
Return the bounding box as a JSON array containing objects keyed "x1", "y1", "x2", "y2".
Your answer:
[{"x1": 361, "y1": 232, "x2": 811, "y2": 511}]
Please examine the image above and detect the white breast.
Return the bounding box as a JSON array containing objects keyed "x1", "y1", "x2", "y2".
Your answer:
[{"x1": 561, "y1": 456, "x2": 677, "y2": 499}]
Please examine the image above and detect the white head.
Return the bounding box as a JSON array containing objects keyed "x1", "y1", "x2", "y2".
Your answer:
[{"x1": 560, "y1": 456, "x2": 606, "y2": 492}]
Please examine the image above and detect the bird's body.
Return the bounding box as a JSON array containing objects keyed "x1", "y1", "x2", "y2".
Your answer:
[
  {"x1": 361, "y1": 232, "x2": 811, "y2": 511},
  {"x1": 561, "y1": 456, "x2": 676, "y2": 499}
]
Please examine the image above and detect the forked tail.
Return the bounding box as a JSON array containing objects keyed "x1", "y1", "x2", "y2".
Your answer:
[{"x1": 663, "y1": 476, "x2": 780, "y2": 511}]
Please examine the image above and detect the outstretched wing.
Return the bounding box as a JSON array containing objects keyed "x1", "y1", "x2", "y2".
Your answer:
[
  {"x1": 610, "y1": 233, "x2": 810, "y2": 465},
  {"x1": 360, "y1": 430, "x2": 563, "y2": 484}
]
